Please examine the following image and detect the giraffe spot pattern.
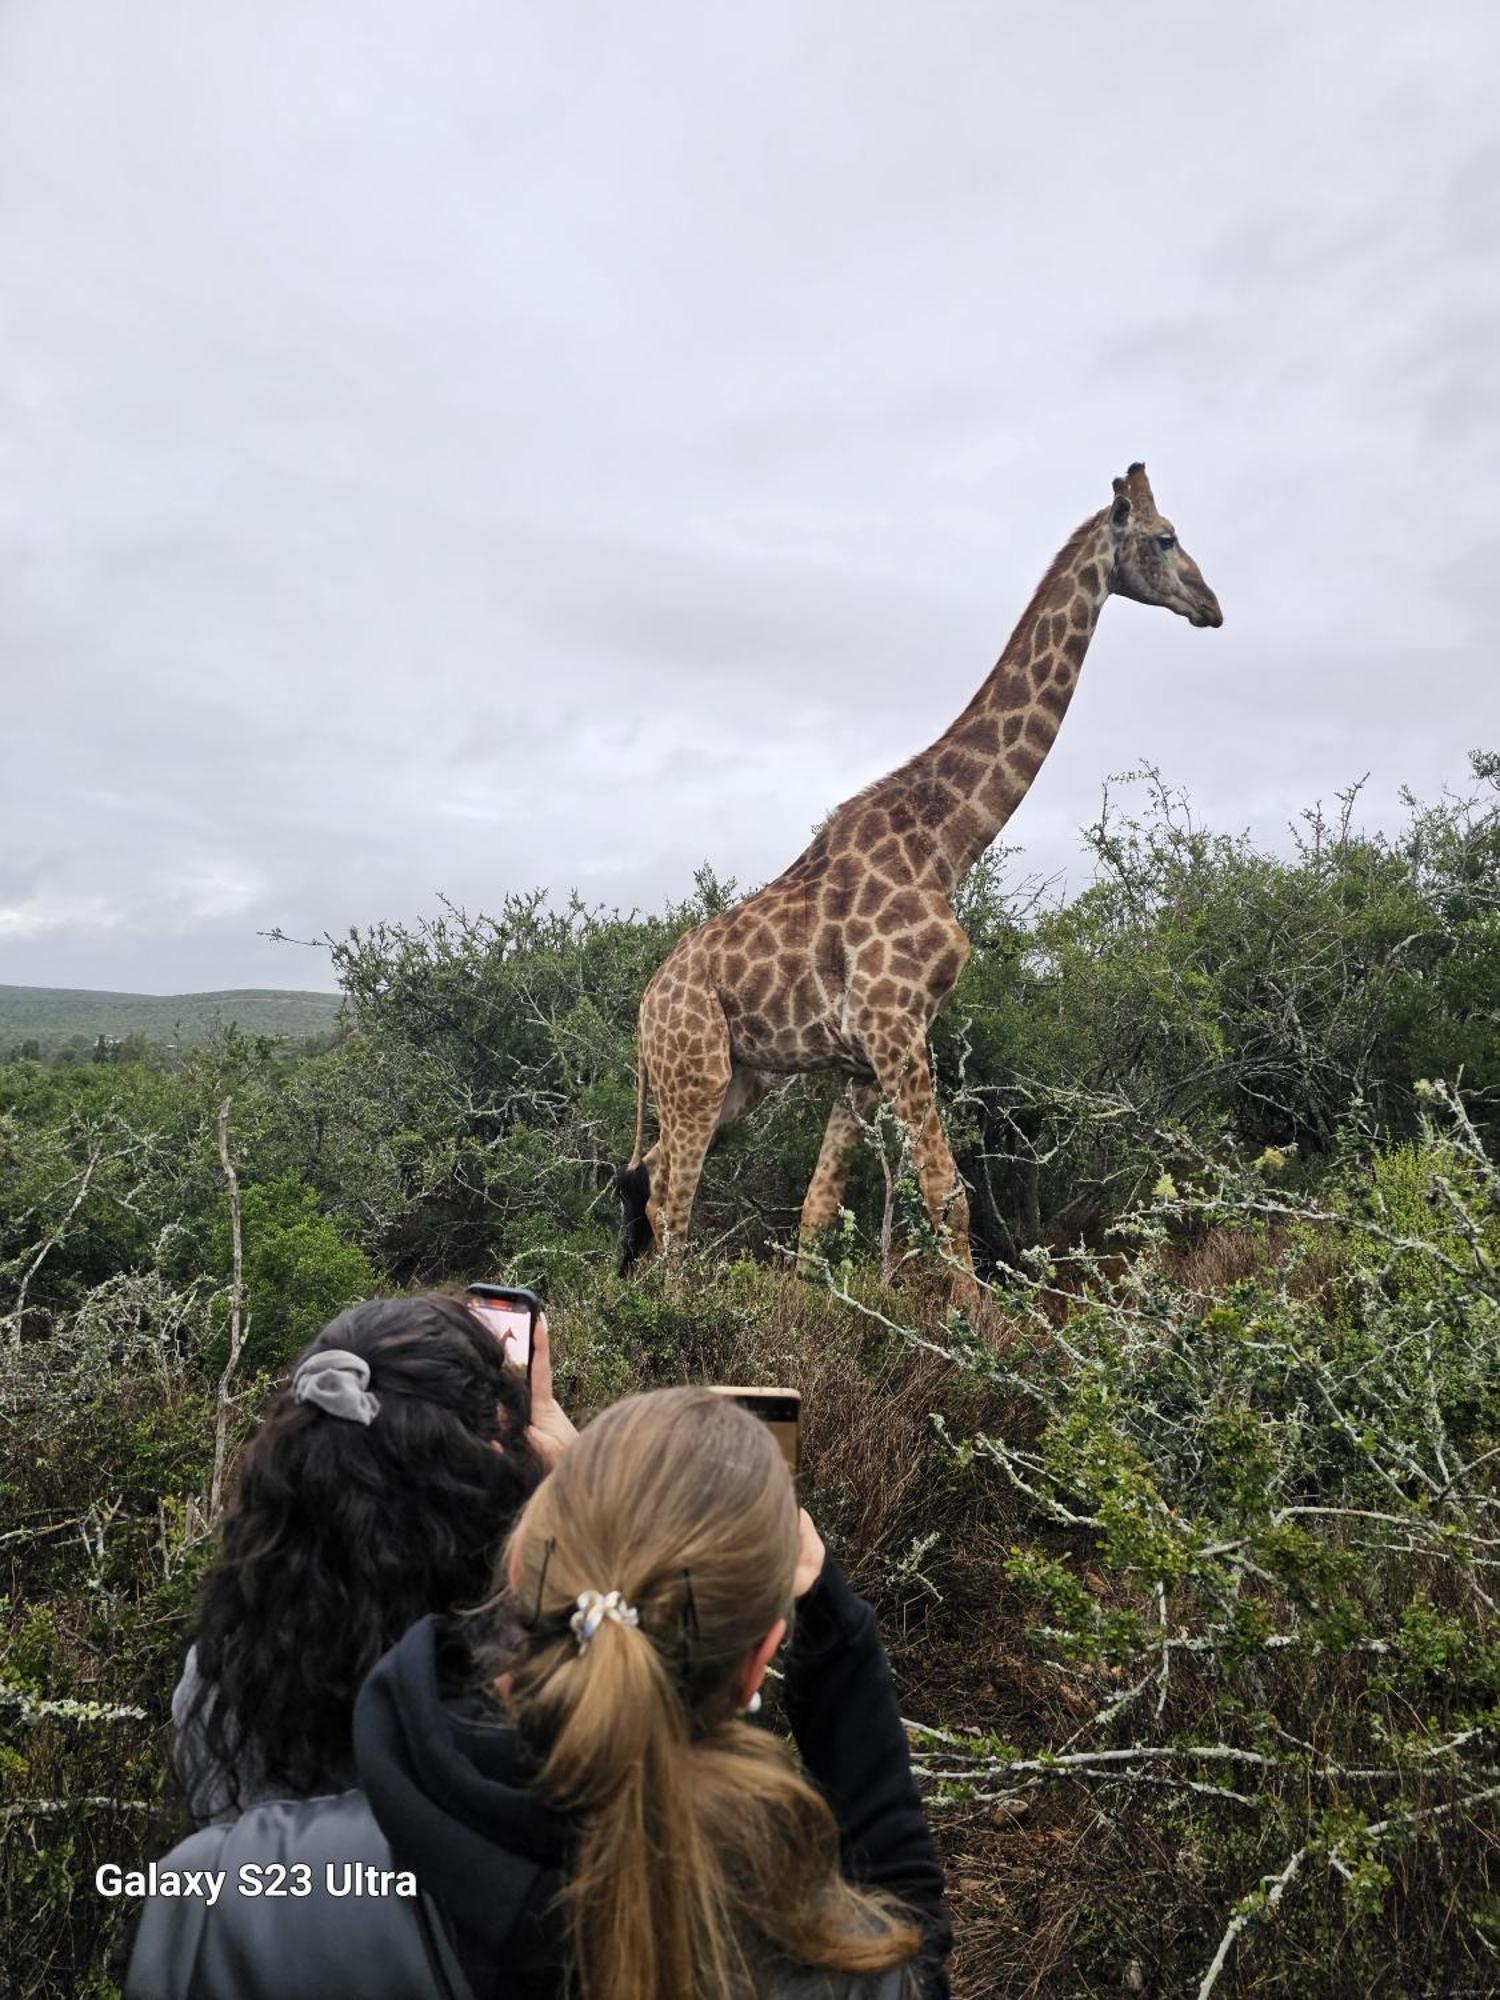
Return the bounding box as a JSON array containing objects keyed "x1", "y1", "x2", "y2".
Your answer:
[
  {"x1": 935, "y1": 747, "x2": 982, "y2": 791},
  {"x1": 882, "y1": 889, "x2": 928, "y2": 929},
  {"x1": 953, "y1": 715, "x2": 1001, "y2": 755}
]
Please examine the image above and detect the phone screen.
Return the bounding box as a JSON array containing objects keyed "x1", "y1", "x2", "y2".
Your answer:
[
  {"x1": 465, "y1": 1285, "x2": 539, "y2": 1376},
  {"x1": 708, "y1": 1387, "x2": 801, "y2": 1476},
  {"x1": 469, "y1": 1300, "x2": 532, "y2": 1372}
]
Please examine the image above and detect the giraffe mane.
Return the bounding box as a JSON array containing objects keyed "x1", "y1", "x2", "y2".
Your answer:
[{"x1": 1002, "y1": 512, "x2": 1107, "y2": 648}]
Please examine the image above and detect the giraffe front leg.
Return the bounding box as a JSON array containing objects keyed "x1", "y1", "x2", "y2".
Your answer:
[
  {"x1": 798, "y1": 1082, "x2": 879, "y2": 1251},
  {"x1": 871, "y1": 1036, "x2": 974, "y2": 1276}
]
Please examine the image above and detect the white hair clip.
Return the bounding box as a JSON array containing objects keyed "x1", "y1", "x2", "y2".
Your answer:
[{"x1": 570, "y1": 1589, "x2": 639, "y2": 1655}]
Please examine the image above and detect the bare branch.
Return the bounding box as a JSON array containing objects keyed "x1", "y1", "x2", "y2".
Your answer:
[{"x1": 208, "y1": 1098, "x2": 247, "y2": 1526}]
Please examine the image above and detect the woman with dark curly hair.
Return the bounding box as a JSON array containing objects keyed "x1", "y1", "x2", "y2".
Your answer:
[
  {"x1": 174, "y1": 1291, "x2": 576, "y2": 1822},
  {"x1": 127, "y1": 1292, "x2": 577, "y2": 2000}
]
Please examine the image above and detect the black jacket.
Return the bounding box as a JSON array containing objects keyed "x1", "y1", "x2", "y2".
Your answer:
[
  {"x1": 125, "y1": 1555, "x2": 949, "y2": 1999},
  {"x1": 355, "y1": 1551, "x2": 950, "y2": 1999}
]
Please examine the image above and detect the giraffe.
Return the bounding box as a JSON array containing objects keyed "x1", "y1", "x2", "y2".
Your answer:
[{"x1": 617, "y1": 463, "x2": 1222, "y2": 1273}]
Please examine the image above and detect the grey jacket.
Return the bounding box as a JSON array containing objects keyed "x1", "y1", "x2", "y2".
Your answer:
[
  {"x1": 123, "y1": 1789, "x2": 473, "y2": 2000},
  {"x1": 123, "y1": 1786, "x2": 906, "y2": 2000}
]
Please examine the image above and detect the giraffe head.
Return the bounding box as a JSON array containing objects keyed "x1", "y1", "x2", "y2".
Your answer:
[{"x1": 1107, "y1": 463, "x2": 1223, "y2": 629}]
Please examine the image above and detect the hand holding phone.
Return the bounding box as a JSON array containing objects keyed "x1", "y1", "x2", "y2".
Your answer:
[
  {"x1": 523, "y1": 1311, "x2": 578, "y2": 1469},
  {"x1": 465, "y1": 1283, "x2": 541, "y2": 1379},
  {"x1": 466, "y1": 1283, "x2": 579, "y2": 1469}
]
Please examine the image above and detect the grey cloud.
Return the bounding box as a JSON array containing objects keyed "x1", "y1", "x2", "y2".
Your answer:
[{"x1": 2, "y1": 0, "x2": 1497, "y2": 993}]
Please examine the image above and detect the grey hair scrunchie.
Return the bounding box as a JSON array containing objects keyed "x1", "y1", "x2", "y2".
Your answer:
[{"x1": 291, "y1": 1349, "x2": 380, "y2": 1426}]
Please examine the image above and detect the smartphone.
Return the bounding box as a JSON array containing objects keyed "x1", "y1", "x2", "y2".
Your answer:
[
  {"x1": 465, "y1": 1283, "x2": 541, "y2": 1380},
  {"x1": 708, "y1": 1386, "x2": 801, "y2": 1477}
]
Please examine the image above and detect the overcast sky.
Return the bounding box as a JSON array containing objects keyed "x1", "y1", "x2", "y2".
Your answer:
[{"x1": 2, "y1": 0, "x2": 1496, "y2": 994}]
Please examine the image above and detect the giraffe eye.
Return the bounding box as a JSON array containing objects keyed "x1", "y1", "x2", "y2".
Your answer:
[{"x1": 1155, "y1": 534, "x2": 1176, "y2": 550}]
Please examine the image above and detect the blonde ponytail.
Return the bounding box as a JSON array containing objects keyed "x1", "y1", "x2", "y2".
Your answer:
[{"x1": 502, "y1": 1389, "x2": 919, "y2": 2000}]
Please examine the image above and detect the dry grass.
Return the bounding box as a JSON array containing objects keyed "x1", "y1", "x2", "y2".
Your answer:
[{"x1": 1165, "y1": 1224, "x2": 1287, "y2": 1294}]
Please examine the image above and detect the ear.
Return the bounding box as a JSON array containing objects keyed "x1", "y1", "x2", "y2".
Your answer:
[
  {"x1": 1110, "y1": 476, "x2": 1131, "y2": 529},
  {"x1": 732, "y1": 1617, "x2": 788, "y2": 1710}
]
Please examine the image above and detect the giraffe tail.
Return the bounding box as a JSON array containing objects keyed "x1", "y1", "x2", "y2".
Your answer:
[
  {"x1": 615, "y1": 1043, "x2": 654, "y2": 1275},
  {"x1": 628, "y1": 1044, "x2": 647, "y2": 1169}
]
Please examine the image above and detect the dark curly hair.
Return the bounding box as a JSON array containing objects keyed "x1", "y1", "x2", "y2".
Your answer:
[{"x1": 184, "y1": 1294, "x2": 539, "y2": 1808}]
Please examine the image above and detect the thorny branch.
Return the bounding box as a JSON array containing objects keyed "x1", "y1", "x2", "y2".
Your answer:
[{"x1": 5, "y1": 1140, "x2": 105, "y2": 1349}]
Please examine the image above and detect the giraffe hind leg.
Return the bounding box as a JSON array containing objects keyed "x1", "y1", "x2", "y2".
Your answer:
[
  {"x1": 651, "y1": 1012, "x2": 735, "y2": 1255},
  {"x1": 799, "y1": 1081, "x2": 879, "y2": 1248},
  {"x1": 869, "y1": 1032, "x2": 974, "y2": 1274}
]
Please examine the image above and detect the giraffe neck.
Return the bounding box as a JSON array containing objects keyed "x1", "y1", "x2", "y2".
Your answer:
[{"x1": 912, "y1": 511, "x2": 1115, "y2": 885}]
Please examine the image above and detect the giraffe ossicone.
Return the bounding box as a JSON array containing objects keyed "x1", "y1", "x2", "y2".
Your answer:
[{"x1": 618, "y1": 465, "x2": 1222, "y2": 1276}]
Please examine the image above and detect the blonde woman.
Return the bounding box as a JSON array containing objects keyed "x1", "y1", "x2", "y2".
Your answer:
[{"x1": 355, "y1": 1385, "x2": 949, "y2": 2000}]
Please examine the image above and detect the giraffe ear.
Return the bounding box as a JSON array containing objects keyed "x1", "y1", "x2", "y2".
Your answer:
[{"x1": 1110, "y1": 476, "x2": 1131, "y2": 528}]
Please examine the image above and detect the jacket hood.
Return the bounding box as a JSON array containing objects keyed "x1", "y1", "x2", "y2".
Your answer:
[{"x1": 354, "y1": 1614, "x2": 572, "y2": 1969}]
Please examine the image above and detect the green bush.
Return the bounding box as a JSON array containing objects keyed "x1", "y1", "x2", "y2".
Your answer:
[
  {"x1": 3, "y1": 760, "x2": 1498, "y2": 1997},
  {"x1": 208, "y1": 1173, "x2": 376, "y2": 1372},
  {"x1": 891, "y1": 1086, "x2": 1500, "y2": 1995}
]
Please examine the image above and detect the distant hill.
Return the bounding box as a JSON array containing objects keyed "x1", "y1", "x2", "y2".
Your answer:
[{"x1": 0, "y1": 984, "x2": 345, "y2": 1053}]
